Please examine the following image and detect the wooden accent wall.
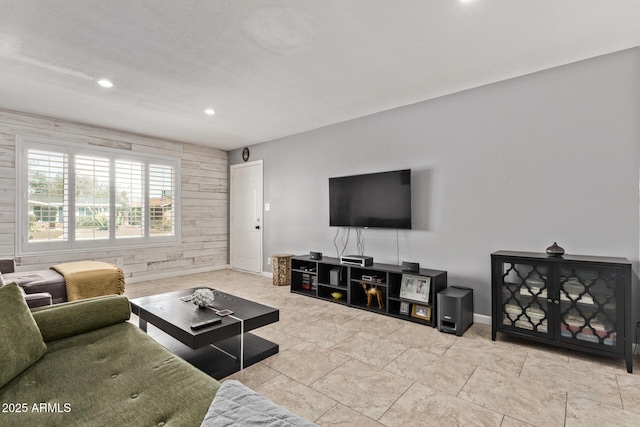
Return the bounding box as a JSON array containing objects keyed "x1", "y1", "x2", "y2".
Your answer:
[{"x1": 0, "y1": 109, "x2": 228, "y2": 282}]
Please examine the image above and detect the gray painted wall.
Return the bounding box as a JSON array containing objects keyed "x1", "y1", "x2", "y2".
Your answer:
[{"x1": 229, "y1": 48, "x2": 640, "y2": 318}]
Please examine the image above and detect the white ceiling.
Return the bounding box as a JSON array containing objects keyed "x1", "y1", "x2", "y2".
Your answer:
[{"x1": 0, "y1": 1, "x2": 638, "y2": 151}]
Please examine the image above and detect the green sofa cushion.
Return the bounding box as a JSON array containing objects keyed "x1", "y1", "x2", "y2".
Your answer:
[
  {"x1": 0, "y1": 283, "x2": 47, "y2": 388},
  {"x1": 0, "y1": 321, "x2": 220, "y2": 426},
  {"x1": 31, "y1": 295, "x2": 131, "y2": 342}
]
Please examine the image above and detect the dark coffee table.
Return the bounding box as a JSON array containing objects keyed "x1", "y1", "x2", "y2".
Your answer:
[{"x1": 129, "y1": 288, "x2": 279, "y2": 379}]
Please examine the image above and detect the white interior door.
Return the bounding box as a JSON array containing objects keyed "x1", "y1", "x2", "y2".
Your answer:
[{"x1": 230, "y1": 160, "x2": 263, "y2": 273}]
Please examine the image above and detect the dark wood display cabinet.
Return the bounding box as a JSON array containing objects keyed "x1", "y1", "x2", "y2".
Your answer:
[
  {"x1": 291, "y1": 255, "x2": 447, "y2": 327},
  {"x1": 491, "y1": 250, "x2": 633, "y2": 372}
]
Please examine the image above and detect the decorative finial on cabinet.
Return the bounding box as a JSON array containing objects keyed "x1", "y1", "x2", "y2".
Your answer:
[{"x1": 546, "y1": 242, "x2": 565, "y2": 257}]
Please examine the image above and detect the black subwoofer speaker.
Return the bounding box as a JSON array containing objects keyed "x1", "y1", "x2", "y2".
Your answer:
[{"x1": 437, "y1": 287, "x2": 473, "y2": 336}]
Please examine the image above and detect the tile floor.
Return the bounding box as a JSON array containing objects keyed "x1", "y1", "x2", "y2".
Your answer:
[{"x1": 125, "y1": 269, "x2": 640, "y2": 427}]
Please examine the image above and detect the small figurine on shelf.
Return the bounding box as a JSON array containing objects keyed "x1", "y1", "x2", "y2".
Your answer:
[{"x1": 360, "y1": 282, "x2": 384, "y2": 309}]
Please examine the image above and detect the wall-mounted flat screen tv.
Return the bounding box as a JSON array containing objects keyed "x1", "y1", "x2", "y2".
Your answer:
[{"x1": 329, "y1": 169, "x2": 412, "y2": 229}]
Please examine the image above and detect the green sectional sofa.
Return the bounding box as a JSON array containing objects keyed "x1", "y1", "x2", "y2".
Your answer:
[{"x1": 0, "y1": 283, "x2": 220, "y2": 426}]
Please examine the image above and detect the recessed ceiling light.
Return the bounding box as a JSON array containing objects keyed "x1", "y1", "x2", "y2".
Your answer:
[
  {"x1": 204, "y1": 108, "x2": 215, "y2": 115},
  {"x1": 97, "y1": 79, "x2": 114, "y2": 88}
]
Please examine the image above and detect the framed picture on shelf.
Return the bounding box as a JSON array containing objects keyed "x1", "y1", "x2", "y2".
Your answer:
[
  {"x1": 399, "y1": 301, "x2": 410, "y2": 315},
  {"x1": 400, "y1": 274, "x2": 431, "y2": 303},
  {"x1": 411, "y1": 304, "x2": 431, "y2": 321}
]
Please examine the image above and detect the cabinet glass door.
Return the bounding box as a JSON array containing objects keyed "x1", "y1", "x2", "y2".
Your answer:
[
  {"x1": 499, "y1": 261, "x2": 550, "y2": 337},
  {"x1": 557, "y1": 265, "x2": 620, "y2": 350}
]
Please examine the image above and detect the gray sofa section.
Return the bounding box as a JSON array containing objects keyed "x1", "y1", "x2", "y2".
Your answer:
[
  {"x1": 201, "y1": 380, "x2": 317, "y2": 427},
  {"x1": 4, "y1": 269, "x2": 66, "y2": 303},
  {"x1": 0, "y1": 259, "x2": 69, "y2": 307}
]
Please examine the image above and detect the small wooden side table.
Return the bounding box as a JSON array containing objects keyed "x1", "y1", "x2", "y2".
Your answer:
[{"x1": 272, "y1": 254, "x2": 293, "y2": 286}]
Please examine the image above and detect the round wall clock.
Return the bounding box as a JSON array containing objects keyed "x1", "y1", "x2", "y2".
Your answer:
[{"x1": 242, "y1": 147, "x2": 250, "y2": 162}]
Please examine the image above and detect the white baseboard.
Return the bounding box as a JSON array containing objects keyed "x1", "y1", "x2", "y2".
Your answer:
[
  {"x1": 128, "y1": 266, "x2": 498, "y2": 326},
  {"x1": 262, "y1": 270, "x2": 495, "y2": 324},
  {"x1": 126, "y1": 264, "x2": 230, "y2": 284},
  {"x1": 126, "y1": 269, "x2": 639, "y2": 354},
  {"x1": 474, "y1": 313, "x2": 491, "y2": 325}
]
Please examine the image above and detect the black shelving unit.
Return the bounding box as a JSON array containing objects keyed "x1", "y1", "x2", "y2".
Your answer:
[
  {"x1": 291, "y1": 255, "x2": 447, "y2": 327},
  {"x1": 491, "y1": 250, "x2": 633, "y2": 373}
]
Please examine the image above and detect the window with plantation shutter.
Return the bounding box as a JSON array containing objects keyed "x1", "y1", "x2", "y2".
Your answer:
[
  {"x1": 75, "y1": 154, "x2": 110, "y2": 240},
  {"x1": 115, "y1": 160, "x2": 144, "y2": 239},
  {"x1": 27, "y1": 149, "x2": 69, "y2": 243},
  {"x1": 149, "y1": 164, "x2": 175, "y2": 237},
  {"x1": 17, "y1": 137, "x2": 180, "y2": 254}
]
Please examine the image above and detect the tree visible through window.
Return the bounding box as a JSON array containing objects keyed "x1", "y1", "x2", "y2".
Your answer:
[
  {"x1": 28, "y1": 149, "x2": 68, "y2": 242},
  {"x1": 21, "y1": 141, "x2": 178, "y2": 252},
  {"x1": 149, "y1": 164, "x2": 174, "y2": 237},
  {"x1": 116, "y1": 160, "x2": 144, "y2": 239},
  {"x1": 75, "y1": 155, "x2": 110, "y2": 240}
]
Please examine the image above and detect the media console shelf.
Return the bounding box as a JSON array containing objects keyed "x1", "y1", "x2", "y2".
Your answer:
[{"x1": 291, "y1": 255, "x2": 447, "y2": 327}]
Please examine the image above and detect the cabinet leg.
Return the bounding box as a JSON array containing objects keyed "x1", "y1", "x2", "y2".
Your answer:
[
  {"x1": 491, "y1": 329, "x2": 497, "y2": 341},
  {"x1": 626, "y1": 354, "x2": 633, "y2": 373}
]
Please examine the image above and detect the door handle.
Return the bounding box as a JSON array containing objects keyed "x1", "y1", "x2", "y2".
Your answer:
[{"x1": 255, "y1": 225, "x2": 260, "y2": 229}]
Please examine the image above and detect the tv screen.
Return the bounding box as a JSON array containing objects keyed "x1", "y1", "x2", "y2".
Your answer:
[{"x1": 329, "y1": 169, "x2": 412, "y2": 229}]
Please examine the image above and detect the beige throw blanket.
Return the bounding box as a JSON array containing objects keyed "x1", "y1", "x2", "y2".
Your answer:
[{"x1": 51, "y1": 261, "x2": 125, "y2": 302}]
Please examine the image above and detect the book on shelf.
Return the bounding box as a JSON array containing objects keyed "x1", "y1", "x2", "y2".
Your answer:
[
  {"x1": 503, "y1": 317, "x2": 548, "y2": 333},
  {"x1": 519, "y1": 287, "x2": 547, "y2": 299},
  {"x1": 503, "y1": 304, "x2": 548, "y2": 333},
  {"x1": 563, "y1": 314, "x2": 612, "y2": 336},
  {"x1": 519, "y1": 286, "x2": 594, "y2": 305},
  {"x1": 301, "y1": 273, "x2": 317, "y2": 290},
  {"x1": 560, "y1": 324, "x2": 615, "y2": 346},
  {"x1": 504, "y1": 304, "x2": 522, "y2": 315},
  {"x1": 504, "y1": 304, "x2": 545, "y2": 320}
]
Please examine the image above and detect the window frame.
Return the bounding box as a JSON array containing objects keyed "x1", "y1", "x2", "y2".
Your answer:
[{"x1": 16, "y1": 135, "x2": 181, "y2": 256}]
